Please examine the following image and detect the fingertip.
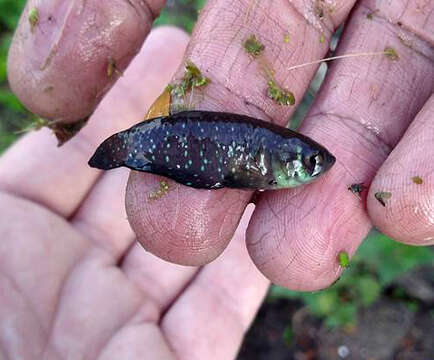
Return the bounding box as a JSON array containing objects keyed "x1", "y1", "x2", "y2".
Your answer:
[
  {"x1": 245, "y1": 226, "x2": 340, "y2": 291},
  {"x1": 125, "y1": 172, "x2": 236, "y2": 266},
  {"x1": 367, "y1": 96, "x2": 434, "y2": 246},
  {"x1": 245, "y1": 178, "x2": 367, "y2": 291}
]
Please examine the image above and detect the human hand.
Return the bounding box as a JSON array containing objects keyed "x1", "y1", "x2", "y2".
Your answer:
[
  {"x1": 6, "y1": 0, "x2": 434, "y2": 293},
  {"x1": 0, "y1": 28, "x2": 269, "y2": 359}
]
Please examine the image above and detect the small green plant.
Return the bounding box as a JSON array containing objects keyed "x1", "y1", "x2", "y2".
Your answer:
[
  {"x1": 267, "y1": 80, "x2": 295, "y2": 106},
  {"x1": 337, "y1": 251, "x2": 350, "y2": 268},
  {"x1": 0, "y1": 0, "x2": 31, "y2": 153},
  {"x1": 244, "y1": 34, "x2": 265, "y2": 57},
  {"x1": 269, "y1": 231, "x2": 433, "y2": 328}
]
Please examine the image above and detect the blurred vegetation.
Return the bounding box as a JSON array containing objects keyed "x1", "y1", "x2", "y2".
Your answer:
[
  {"x1": 154, "y1": 0, "x2": 206, "y2": 33},
  {"x1": 0, "y1": 0, "x2": 432, "y2": 332},
  {"x1": 270, "y1": 231, "x2": 433, "y2": 328},
  {"x1": 0, "y1": 0, "x2": 29, "y2": 151}
]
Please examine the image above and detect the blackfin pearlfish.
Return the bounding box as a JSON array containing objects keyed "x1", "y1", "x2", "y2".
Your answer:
[{"x1": 89, "y1": 111, "x2": 335, "y2": 190}]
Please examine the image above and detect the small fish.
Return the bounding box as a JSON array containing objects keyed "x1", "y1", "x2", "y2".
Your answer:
[{"x1": 89, "y1": 111, "x2": 335, "y2": 190}]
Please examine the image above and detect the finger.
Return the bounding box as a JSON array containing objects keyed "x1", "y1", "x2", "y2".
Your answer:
[
  {"x1": 368, "y1": 94, "x2": 434, "y2": 245},
  {"x1": 8, "y1": 0, "x2": 166, "y2": 128},
  {"x1": 0, "y1": 192, "x2": 89, "y2": 334},
  {"x1": 97, "y1": 326, "x2": 177, "y2": 360},
  {"x1": 161, "y1": 205, "x2": 270, "y2": 360},
  {"x1": 247, "y1": 0, "x2": 434, "y2": 290},
  {"x1": 126, "y1": 0, "x2": 357, "y2": 266},
  {"x1": 71, "y1": 168, "x2": 135, "y2": 258},
  {"x1": 122, "y1": 243, "x2": 198, "y2": 311},
  {"x1": 0, "y1": 27, "x2": 189, "y2": 218}
]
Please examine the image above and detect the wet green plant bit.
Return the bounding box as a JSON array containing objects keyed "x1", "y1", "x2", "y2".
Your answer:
[
  {"x1": 169, "y1": 60, "x2": 210, "y2": 98},
  {"x1": 185, "y1": 60, "x2": 210, "y2": 87},
  {"x1": 375, "y1": 191, "x2": 392, "y2": 207},
  {"x1": 15, "y1": 117, "x2": 49, "y2": 134},
  {"x1": 283, "y1": 33, "x2": 290, "y2": 43},
  {"x1": 107, "y1": 57, "x2": 116, "y2": 78},
  {"x1": 348, "y1": 183, "x2": 367, "y2": 199},
  {"x1": 319, "y1": 33, "x2": 325, "y2": 44},
  {"x1": 29, "y1": 7, "x2": 39, "y2": 32},
  {"x1": 149, "y1": 180, "x2": 170, "y2": 200},
  {"x1": 267, "y1": 80, "x2": 295, "y2": 106},
  {"x1": 165, "y1": 84, "x2": 174, "y2": 92},
  {"x1": 366, "y1": 9, "x2": 378, "y2": 19},
  {"x1": 411, "y1": 176, "x2": 423, "y2": 185},
  {"x1": 315, "y1": 5, "x2": 325, "y2": 19},
  {"x1": 244, "y1": 34, "x2": 265, "y2": 57},
  {"x1": 107, "y1": 56, "x2": 124, "y2": 78},
  {"x1": 338, "y1": 251, "x2": 350, "y2": 268},
  {"x1": 384, "y1": 46, "x2": 399, "y2": 60}
]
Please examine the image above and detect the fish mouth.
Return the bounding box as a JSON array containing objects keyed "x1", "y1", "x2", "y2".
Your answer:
[{"x1": 306, "y1": 149, "x2": 336, "y2": 178}]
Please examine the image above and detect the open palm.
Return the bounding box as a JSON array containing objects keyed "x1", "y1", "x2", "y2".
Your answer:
[{"x1": 0, "y1": 29, "x2": 268, "y2": 359}]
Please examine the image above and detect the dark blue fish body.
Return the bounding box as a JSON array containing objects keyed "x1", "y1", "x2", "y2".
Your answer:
[{"x1": 89, "y1": 111, "x2": 335, "y2": 190}]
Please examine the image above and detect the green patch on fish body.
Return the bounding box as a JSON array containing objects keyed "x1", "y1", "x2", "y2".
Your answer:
[{"x1": 89, "y1": 111, "x2": 335, "y2": 190}]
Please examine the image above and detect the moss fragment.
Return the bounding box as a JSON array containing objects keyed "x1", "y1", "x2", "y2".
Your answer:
[
  {"x1": 167, "y1": 60, "x2": 210, "y2": 112},
  {"x1": 384, "y1": 46, "x2": 399, "y2": 60},
  {"x1": 315, "y1": 5, "x2": 324, "y2": 19},
  {"x1": 337, "y1": 251, "x2": 350, "y2": 268},
  {"x1": 15, "y1": 118, "x2": 49, "y2": 134},
  {"x1": 319, "y1": 33, "x2": 325, "y2": 44},
  {"x1": 348, "y1": 183, "x2": 367, "y2": 199},
  {"x1": 375, "y1": 191, "x2": 392, "y2": 207},
  {"x1": 267, "y1": 80, "x2": 295, "y2": 106},
  {"x1": 244, "y1": 34, "x2": 265, "y2": 57},
  {"x1": 29, "y1": 8, "x2": 39, "y2": 33},
  {"x1": 169, "y1": 60, "x2": 210, "y2": 98},
  {"x1": 107, "y1": 56, "x2": 123, "y2": 78},
  {"x1": 149, "y1": 180, "x2": 170, "y2": 200},
  {"x1": 283, "y1": 33, "x2": 290, "y2": 43},
  {"x1": 412, "y1": 176, "x2": 423, "y2": 185},
  {"x1": 185, "y1": 61, "x2": 209, "y2": 87},
  {"x1": 366, "y1": 9, "x2": 378, "y2": 19}
]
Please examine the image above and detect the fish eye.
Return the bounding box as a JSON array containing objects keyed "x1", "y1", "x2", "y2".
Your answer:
[{"x1": 304, "y1": 153, "x2": 323, "y2": 177}]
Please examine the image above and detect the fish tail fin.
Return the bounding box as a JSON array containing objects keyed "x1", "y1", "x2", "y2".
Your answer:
[{"x1": 88, "y1": 133, "x2": 129, "y2": 170}]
